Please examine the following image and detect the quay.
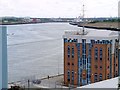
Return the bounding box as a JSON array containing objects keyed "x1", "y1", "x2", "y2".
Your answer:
[{"x1": 8, "y1": 74, "x2": 70, "y2": 89}]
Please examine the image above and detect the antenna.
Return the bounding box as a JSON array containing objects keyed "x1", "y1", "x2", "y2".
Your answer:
[{"x1": 82, "y1": 4, "x2": 85, "y2": 35}]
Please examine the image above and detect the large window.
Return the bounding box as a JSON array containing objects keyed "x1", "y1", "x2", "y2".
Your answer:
[
  {"x1": 99, "y1": 73, "x2": 102, "y2": 81},
  {"x1": 116, "y1": 48, "x2": 118, "y2": 58},
  {"x1": 72, "y1": 71, "x2": 74, "y2": 80},
  {"x1": 94, "y1": 73, "x2": 98, "y2": 82},
  {"x1": 72, "y1": 46, "x2": 74, "y2": 58},
  {"x1": 82, "y1": 39, "x2": 86, "y2": 69},
  {"x1": 68, "y1": 45, "x2": 70, "y2": 58},
  {"x1": 72, "y1": 70, "x2": 74, "y2": 84},
  {"x1": 67, "y1": 70, "x2": 70, "y2": 82},
  {"x1": 107, "y1": 74, "x2": 110, "y2": 79},
  {"x1": 95, "y1": 47, "x2": 98, "y2": 61},
  {"x1": 100, "y1": 48, "x2": 102, "y2": 61}
]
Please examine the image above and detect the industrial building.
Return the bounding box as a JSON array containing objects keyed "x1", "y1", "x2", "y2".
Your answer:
[{"x1": 63, "y1": 29, "x2": 119, "y2": 86}]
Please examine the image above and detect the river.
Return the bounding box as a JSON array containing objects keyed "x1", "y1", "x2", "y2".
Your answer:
[{"x1": 7, "y1": 23, "x2": 81, "y2": 82}]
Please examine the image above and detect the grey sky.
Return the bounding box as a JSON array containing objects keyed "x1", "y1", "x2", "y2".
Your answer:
[{"x1": 0, "y1": 0, "x2": 119, "y2": 18}]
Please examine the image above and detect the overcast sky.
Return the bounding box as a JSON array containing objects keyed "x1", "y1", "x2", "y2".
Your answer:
[{"x1": 0, "y1": 0, "x2": 119, "y2": 18}]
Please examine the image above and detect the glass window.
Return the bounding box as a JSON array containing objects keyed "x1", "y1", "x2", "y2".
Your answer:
[
  {"x1": 64, "y1": 38, "x2": 67, "y2": 42},
  {"x1": 68, "y1": 62, "x2": 70, "y2": 66},
  {"x1": 72, "y1": 46, "x2": 74, "y2": 58},
  {"x1": 67, "y1": 70, "x2": 70, "y2": 80},
  {"x1": 68, "y1": 45, "x2": 70, "y2": 58},
  {"x1": 100, "y1": 48, "x2": 102, "y2": 61},
  {"x1": 72, "y1": 71, "x2": 74, "y2": 75},
  {"x1": 100, "y1": 66, "x2": 102, "y2": 70},
  {"x1": 68, "y1": 54, "x2": 70, "y2": 58},
  {"x1": 68, "y1": 79, "x2": 70, "y2": 82},
  {"x1": 68, "y1": 70, "x2": 70, "y2": 75},
  {"x1": 72, "y1": 70, "x2": 74, "y2": 80},
  {"x1": 68, "y1": 46, "x2": 70, "y2": 53},
  {"x1": 116, "y1": 48, "x2": 118, "y2": 58},
  {"x1": 94, "y1": 73, "x2": 98, "y2": 82},
  {"x1": 91, "y1": 40, "x2": 95, "y2": 44},
  {"x1": 107, "y1": 74, "x2": 109, "y2": 79},
  {"x1": 99, "y1": 73, "x2": 102, "y2": 81},
  {"x1": 95, "y1": 47, "x2": 98, "y2": 60}
]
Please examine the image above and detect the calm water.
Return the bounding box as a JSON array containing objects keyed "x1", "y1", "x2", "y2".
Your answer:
[{"x1": 7, "y1": 23, "x2": 81, "y2": 82}]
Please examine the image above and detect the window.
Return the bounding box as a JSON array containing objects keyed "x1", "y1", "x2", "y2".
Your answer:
[
  {"x1": 99, "y1": 73, "x2": 102, "y2": 81},
  {"x1": 72, "y1": 63, "x2": 74, "y2": 66},
  {"x1": 116, "y1": 48, "x2": 118, "y2": 58},
  {"x1": 94, "y1": 73, "x2": 98, "y2": 82},
  {"x1": 100, "y1": 66, "x2": 102, "y2": 70},
  {"x1": 68, "y1": 79, "x2": 70, "y2": 82},
  {"x1": 68, "y1": 70, "x2": 70, "y2": 75},
  {"x1": 72, "y1": 46, "x2": 74, "y2": 58},
  {"x1": 68, "y1": 62, "x2": 70, "y2": 66},
  {"x1": 100, "y1": 48, "x2": 102, "y2": 61},
  {"x1": 78, "y1": 49, "x2": 80, "y2": 56},
  {"x1": 64, "y1": 38, "x2": 67, "y2": 43},
  {"x1": 67, "y1": 70, "x2": 70, "y2": 81},
  {"x1": 95, "y1": 47, "x2": 98, "y2": 60},
  {"x1": 97, "y1": 40, "x2": 100, "y2": 44},
  {"x1": 82, "y1": 39, "x2": 86, "y2": 69},
  {"x1": 68, "y1": 46, "x2": 70, "y2": 58},
  {"x1": 73, "y1": 39, "x2": 77, "y2": 42},
  {"x1": 68, "y1": 54, "x2": 70, "y2": 58},
  {"x1": 91, "y1": 40, "x2": 95, "y2": 44},
  {"x1": 72, "y1": 70, "x2": 74, "y2": 81},
  {"x1": 107, "y1": 74, "x2": 109, "y2": 79},
  {"x1": 72, "y1": 55, "x2": 74, "y2": 58},
  {"x1": 72, "y1": 71, "x2": 74, "y2": 75},
  {"x1": 103, "y1": 40, "x2": 105, "y2": 44}
]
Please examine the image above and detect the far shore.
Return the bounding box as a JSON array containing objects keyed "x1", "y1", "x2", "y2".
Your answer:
[
  {"x1": 0, "y1": 21, "x2": 69, "y2": 26},
  {"x1": 78, "y1": 22, "x2": 120, "y2": 31}
]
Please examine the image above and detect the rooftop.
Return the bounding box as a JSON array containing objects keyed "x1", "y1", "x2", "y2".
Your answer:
[
  {"x1": 79, "y1": 77, "x2": 118, "y2": 88},
  {"x1": 64, "y1": 29, "x2": 118, "y2": 38}
]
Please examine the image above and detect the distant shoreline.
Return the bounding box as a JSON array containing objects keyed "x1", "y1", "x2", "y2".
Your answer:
[
  {"x1": 71, "y1": 22, "x2": 120, "y2": 31},
  {"x1": 0, "y1": 22, "x2": 47, "y2": 25},
  {"x1": 0, "y1": 21, "x2": 69, "y2": 26},
  {"x1": 78, "y1": 25, "x2": 120, "y2": 31}
]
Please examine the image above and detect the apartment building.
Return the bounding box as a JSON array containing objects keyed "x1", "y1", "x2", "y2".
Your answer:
[{"x1": 63, "y1": 29, "x2": 119, "y2": 86}]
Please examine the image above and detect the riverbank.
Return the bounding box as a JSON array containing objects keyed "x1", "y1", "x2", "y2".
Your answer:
[
  {"x1": 8, "y1": 74, "x2": 66, "y2": 89},
  {"x1": 77, "y1": 22, "x2": 120, "y2": 31}
]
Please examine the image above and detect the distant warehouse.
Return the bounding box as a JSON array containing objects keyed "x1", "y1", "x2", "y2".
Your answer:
[{"x1": 63, "y1": 29, "x2": 119, "y2": 87}]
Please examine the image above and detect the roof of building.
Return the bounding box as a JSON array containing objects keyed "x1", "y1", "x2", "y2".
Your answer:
[
  {"x1": 78, "y1": 77, "x2": 118, "y2": 88},
  {"x1": 64, "y1": 29, "x2": 118, "y2": 38}
]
